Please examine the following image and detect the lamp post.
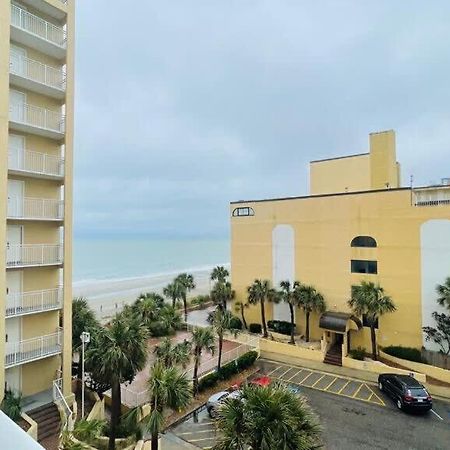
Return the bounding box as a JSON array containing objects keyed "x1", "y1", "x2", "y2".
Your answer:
[{"x1": 80, "y1": 331, "x2": 90, "y2": 419}]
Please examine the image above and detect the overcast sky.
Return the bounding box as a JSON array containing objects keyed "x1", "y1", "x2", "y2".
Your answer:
[{"x1": 74, "y1": 1, "x2": 450, "y2": 239}]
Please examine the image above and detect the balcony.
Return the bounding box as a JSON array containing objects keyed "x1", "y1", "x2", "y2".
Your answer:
[
  {"x1": 6, "y1": 287, "x2": 63, "y2": 318},
  {"x1": 5, "y1": 328, "x2": 63, "y2": 368},
  {"x1": 10, "y1": 4, "x2": 67, "y2": 60},
  {"x1": 7, "y1": 197, "x2": 64, "y2": 221},
  {"x1": 414, "y1": 187, "x2": 450, "y2": 207},
  {"x1": 9, "y1": 102, "x2": 65, "y2": 140},
  {"x1": 10, "y1": 53, "x2": 65, "y2": 99},
  {"x1": 6, "y1": 244, "x2": 63, "y2": 268},
  {"x1": 8, "y1": 147, "x2": 64, "y2": 180},
  {"x1": 19, "y1": 1, "x2": 68, "y2": 21}
]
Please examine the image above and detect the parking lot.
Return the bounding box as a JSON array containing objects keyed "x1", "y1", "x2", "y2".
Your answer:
[{"x1": 170, "y1": 358, "x2": 450, "y2": 449}]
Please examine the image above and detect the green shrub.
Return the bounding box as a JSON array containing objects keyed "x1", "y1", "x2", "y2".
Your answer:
[
  {"x1": 349, "y1": 347, "x2": 366, "y2": 361},
  {"x1": 198, "y1": 372, "x2": 219, "y2": 392},
  {"x1": 236, "y1": 351, "x2": 258, "y2": 370},
  {"x1": 190, "y1": 295, "x2": 210, "y2": 307},
  {"x1": 229, "y1": 316, "x2": 243, "y2": 330},
  {"x1": 383, "y1": 346, "x2": 428, "y2": 364},
  {"x1": 267, "y1": 320, "x2": 295, "y2": 336},
  {"x1": 1, "y1": 390, "x2": 22, "y2": 422},
  {"x1": 249, "y1": 323, "x2": 262, "y2": 334},
  {"x1": 218, "y1": 361, "x2": 239, "y2": 380},
  {"x1": 148, "y1": 321, "x2": 169, "y2": 337}
]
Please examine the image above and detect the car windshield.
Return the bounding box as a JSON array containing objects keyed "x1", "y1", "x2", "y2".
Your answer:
[{"x1": 408, "y1": 388, "x2": 428, "y2": 397}]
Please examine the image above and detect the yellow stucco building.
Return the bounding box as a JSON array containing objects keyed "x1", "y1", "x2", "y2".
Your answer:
[
  {"x1": 0, "y1": 0, "x2": 74, "y2": 411},
  {"x1": 231, "y1": 130, "x2": 450, "y2": 362}
]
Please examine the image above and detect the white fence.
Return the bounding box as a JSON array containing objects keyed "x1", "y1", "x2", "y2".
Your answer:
[
  {"x1": 414, "y1": 188, "x2": 450, "y2": 207},
  {"x1": 11, "y1": 4, "x2": 66, "y2": 48},
  {"x1": 7, "y1": 197, "x2": 64, "y2": 220},
  {"x1": 9, "y1": 147, "x2": 64, "y2": 177},
  {"x1": 6, "y1": 244, "x2": 63, "y2": 267},
  {"x1": 6, "y1": 287, "x2": 63, "y2": 317},
  {"x1": 10, "y1": 53, "x2": 65, "y2": 91},
  {"x1": 5, "y1": 328, "x2": 63, "y2": 367},
  {"x1": 10, "y1": 102, "x2": 65, "y2": 134}
]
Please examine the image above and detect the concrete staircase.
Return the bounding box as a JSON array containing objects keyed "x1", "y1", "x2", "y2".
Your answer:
[
  {"x1": 27, "y1": 402, "x2": 61, "y2": 444},
  {"x1": 323, "y1": 344, "x2": 342, "y2": 366}
]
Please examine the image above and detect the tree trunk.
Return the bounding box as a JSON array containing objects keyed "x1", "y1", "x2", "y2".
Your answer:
[
  {"x1": 218, "y1": 334, "x2": 223, "y2": 371},
  {"x1": 172, "y1": 297, "x2": 176, "y2": 309},
  {"x1": 289, "y1": 303, "x2": 295, "y2": 345},
  {"x1": 109, "y1": 378, "x2": 120, "y2": 450},
  {"x1": 223, "y1": 298, "x2": 227, "y2": 311},
  {"x1": 305, "y1": 311, "x2": 310, "y2": 343},
  {"x1": 370, "y1": 325, "x2": 377, "y2": 360},
  {"x1": 193, "y1": 352, "x2": 200, "y2": 396},
  {"x1": 260, "y1": 299, "x2": 268, "y2": 338},
  {"x1": 241, "y1": 305, "x2": 248, "y2": 330},
  {"x1": 150, "y1": 396, "x2": 159, "y2": 450},
  {"x1": 183, "y1": 294, "x2": 188, "y2": 322},
  {"x1": 151, "y1": 432, "x2": 159, "y2": 450}
]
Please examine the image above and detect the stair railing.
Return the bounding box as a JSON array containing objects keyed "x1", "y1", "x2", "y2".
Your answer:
[{"x1": 53, "y1": 378, "x2": 73, "y2": 431}]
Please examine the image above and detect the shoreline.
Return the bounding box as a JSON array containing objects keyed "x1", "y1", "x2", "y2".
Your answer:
[{"x1": 73, "y1": 264, "x2": 228, "y2": 320}]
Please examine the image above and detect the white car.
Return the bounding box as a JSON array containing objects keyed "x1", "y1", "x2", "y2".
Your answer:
[{"x1": 206, "y1": 390, "x2": 242, "y2": 418}]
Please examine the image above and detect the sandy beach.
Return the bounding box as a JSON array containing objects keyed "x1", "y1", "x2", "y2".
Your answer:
[{"x1": 73, "y1": 266, "x2": 222, "y2": 321}]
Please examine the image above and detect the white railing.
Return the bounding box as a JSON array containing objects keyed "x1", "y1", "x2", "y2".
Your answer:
[
  {"x1": 414, "y1": 188, "x2": 450, "y2": 207},
  {"x1": 5, "y1": 328, "x2": 63, "y2": 367},
  {"x1": 9, "y1": 147, "x2": 64, "y2": 177},
  {"x1": 7, "y1": 197, "x2": 64, "y2": 220},
  {"x1": 11, "y1": 4, "x2": 66, "y2": 48},
  {"x1": 53, "y1": 378, "x2": 74, "y2": 432},
  {"x1": 6, "y1": 287, "x2": 63, "y2": 317},
  {"x1": 6, "y1": 244, "x2": 63, "y2": 267},
  {"x1": 10, "y1": 54, "x2": 65, "y2": 91},
  {"x1": 9, "y1": 102, "x2": 65, "y2": 134}
]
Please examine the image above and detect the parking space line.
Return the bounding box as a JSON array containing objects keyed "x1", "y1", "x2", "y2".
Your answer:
[
  {"x1": 287, "y1": 369, "x2": 302, "y2": 381},
  {"x1": 311, "y1": 374, "x2": 326, "y2": 388},
  {"x1": 280, "y1": 367, "x2": 294, "y2": 378},
  {"x1": 323, "y1": 377, "x2": 338, "y2": 391},
  {"x1": 431, "y1": 409, "x2": 443, "y2": 421},
  {"x1": 337, "y1": 380, "x2": 350, "y2": 394},
  {"x1": 299, "y1": 372, "x2": 315, "y2": 385},
  {"x1": 267, "y1": 365, "x2": 282, "y2": 376},
  {"x1": 352, "y1": 383, "x2": 364, "y2": 398}
]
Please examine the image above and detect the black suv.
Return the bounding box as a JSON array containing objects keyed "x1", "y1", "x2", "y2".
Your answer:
[{"x1": 378, "y1": 374, "x2": 432, "y2": 412}]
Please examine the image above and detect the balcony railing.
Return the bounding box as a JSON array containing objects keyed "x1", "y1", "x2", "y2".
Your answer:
[
  {"x1": 6, "y1": 244, "x2": 63, "y2": 268},
  {"x1": 9, "y1": 102, "x2": 65, "y2": 134},
  {"x1": 7, "y1": 197, "x2": 64, "y2": 220},
  {"x1": 9, "y1": 147, "x2": 64, "y2": 178},
  {"x1": 5, "y1": 328, "x2": 63, "y2": 368},
  {"x1": 6, "y1": 288, "x2": 63, "y2": 317},
  {"x1": 11, "y1": 4, "x2": 66, "y2": 48},
  {"x1": 10, "y1": 53, "x2": 65, "y2": 91},
  {"x1": 414, "y1": 188, "x2": 450, "y2": 207}
]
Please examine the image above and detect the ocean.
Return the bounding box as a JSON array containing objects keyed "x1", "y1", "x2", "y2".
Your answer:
[{"x1": 73, "y1": 237, "x2": 230, "y2": 285}]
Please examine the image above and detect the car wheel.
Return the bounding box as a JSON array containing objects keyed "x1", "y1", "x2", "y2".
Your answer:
[
  {"x1": 208, "y1": 407, "x2": 217, "y2": 419},
  {"x1": 378, "y1": 382, "x2": 383, "y2": 391},
  {"x1": 396, "y1": 399, "x2": 403, "y2": 410}
]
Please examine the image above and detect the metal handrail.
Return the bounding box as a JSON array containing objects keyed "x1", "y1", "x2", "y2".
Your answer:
[
  {"x1": 8, "y1": 146, "x2": 65, "y2": 177},
  {"x1": 53, "y1": 378, "x2": 73, "y2": 432},
  {"x1": 9, "y1": 102, "x2": 65, "y2": 134}
]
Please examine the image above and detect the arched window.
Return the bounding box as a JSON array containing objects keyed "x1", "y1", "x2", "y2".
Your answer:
[
  {"x1": 232, "y1": 207, "x2": 255, "y2": 217},
  {"x1": 351, "y1": 236, "x2": 377, "y2": 248}
]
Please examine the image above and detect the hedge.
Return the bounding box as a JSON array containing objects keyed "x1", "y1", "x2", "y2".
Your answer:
[
  {"x1": 249, "y1": 323, "x2": 262, "y2": 334},
  {"x1": 267, "y1": 320, "x2": 295, "y2": 336},
  {"x1": 383, "y1": 346, "x2": 428, "y2": 364},
  {"x1": 230, "y1": 316, "x2": 243, "y2": 330},
  {"x1": 198, "y1": 350, "x2": 259, "y2": 392},
  {"x1": 349, "y1": 346, "x2": 366, "y2": 361}
]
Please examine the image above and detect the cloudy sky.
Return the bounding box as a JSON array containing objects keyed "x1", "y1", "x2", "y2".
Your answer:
[{"x1": 74, "y1": 0, "x2": 450, "y2": 239}]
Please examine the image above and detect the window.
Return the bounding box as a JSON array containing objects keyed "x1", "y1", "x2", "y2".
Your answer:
[
  {"x1": 362, "y1": 314, "x2": 378, "y2": 329},
  {"x1": 232, "y1": 207, "x2": 255, "y2": 217},
  {"x1": 351, "y1": 259, "x2": 377, "y2": 274},
  {"x1": 351, "y1": 236, "x2": 377, "y2": 248}
]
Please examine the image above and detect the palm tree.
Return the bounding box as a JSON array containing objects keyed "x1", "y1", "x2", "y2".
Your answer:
[
  {"x1": 208, "y1": 308, "x2": 238, "y2": 371},
  {"x1": 72, "y1": 297, "x2": 99, "y2": 380},
  {"x1": 85, "y1": 314, "x2": 148, "y2": 450},
  {"x1": 134, "y1": 296, "x2": 160, "y2": 329},
  {"x1": 145, "y1": 363, "x2": 192, "y2": 450},
  {"x1": 213, "y1": 382, "x2": 321, "y2": 450},
  {"x1": 279, "y1": 281, "x2": 299, "y2": 345},
  {"x1": 296, "y1": 284, "x2": 326, "y2": 343},
  {"x1": 163, "y1": 281, "x2": 182, "y2": 309},
  {"x1": 348, "y1": 281, "x2": 396, "y2": 360},
  {"x1": 176, "y1": 273, "x2": 196, "y2": 321},
  {"x1": 211, "y1": 266, "x2": 229, "y2": 283},
  {"x1": 154, "y1": 337, "x2": 191, "y2": 369},
  {"x1": 247, "y1": 279, "x2": 277, "y2": 338},
  {"x1": 234, "y1": 301, "x2": 249, "y2": 330},
  {"x1": 211, "y1": 281, "x2": 235, "y2": 311},
  {"x1": 191, "y1": 327, "x2": 215, "y2": 396},
  {"x1": 136, "y1": 292, "x2": 164, "y2": 308},
  {"x1": 159, "y1": 305, "x2": 183, "y2": 335},
  {"x1": 437, "y1": 277, "x2": 450, "y2": 310}
]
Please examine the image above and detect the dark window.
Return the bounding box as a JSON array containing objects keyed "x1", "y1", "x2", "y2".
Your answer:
[
  {"x1": 362, "y1": 314, "x2": 378, "y2": 329},
  {"x1": 232, "y1": 207, "x2": 255, "y2": 217},
  {"x1": 351, "y1": 236, "x2": 377, "y2": 248},
  {"x1": 351, "y1": 259, "x2": 377, "y2": 274}
]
